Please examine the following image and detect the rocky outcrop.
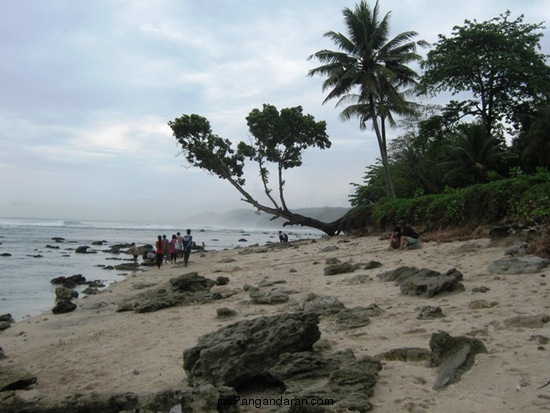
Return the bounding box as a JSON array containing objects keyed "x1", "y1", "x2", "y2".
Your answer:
[
  {"x1": 181, "y1": 312, "x2": 381, "y2": 412},
  {"x1": 54, "y1": 287, "x2": 78, "y2": 302},
  {"x1": 117, "y1": 272, "x2": 217, "y2": 313},
  {"x1": 378, "y1": 266, "x2": 465, "y2": 297},
  {"x1": 0, "y1": 314, "x2": 14, "y2": 331},
  {"x1": 52, "y1": 300, "x2": 77, "y2": 314},
  {"x1": 430, "y1": 331, "x2": 487, "y2": 390},
  {"x1": 0, "y1": 389, "x2": 180, "y2": 413},
  {"x1": 488, "y1": 256, "x2": 550, "y2": 274},
  {"x1": 184, "y1": 312, "x2": 321, "y2": 387}
]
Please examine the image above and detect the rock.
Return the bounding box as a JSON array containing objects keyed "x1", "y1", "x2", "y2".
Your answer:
[
  {"x1": 51, "y1": 237, "x2": 66, "y2": 242},
  {"x1": 503, "y1": 314, "x2": 550, "y2": 329},
  {"x1": 488, "y1": 257, "x2": 550, "y2": 274},
  {"x1": 472, "y1": 286, "x2": 490, "y2": 293},
  {"x1": 364, "y1": 260, "x2": 383, "y2": 269},
  {"x1": 505, "y1": 242, "x2": 528, "y2": 257},
  {"x1": 114, "y1": 262, "x2": 141, "y2": 271},
  {"x1": 0, "y1": 365, "x2": 37, "y2": 391},
  {"x1": 52, "y1": 300, "x2": 77, "y2": 314},
  {"x1": 0, "y1": 314, "x2": 14, "y2": 322},
  {"x1": 180, "y1": 384, "x2": 239, "y2": 413},
  {"x1": 0, "y1": 321, "x2": 11, "y2": 331},
  {"x1": 170, "y1": 272, "x2": 216, "y2": 292},
  {"x1": 429, "y1": 331, "x2": 487, "y2": 390},
  {"x1": 375, "y1": 347, "x2": 432, "y2": 362},
  {"x1": 183, "y1": 312, "x2": 321, "y2": 387},
  {"x1": 268, "y1": 348, "x2": 381, "y2": 412},
  {"x1": 418, "y1": 306, "x2": 445, "y2": 319},
  {"x1": 117, "y1": 272, "x2": 217, "y2": 313},
  {"x1": 68, "y1": 274, "x2": 87, "y2": 284},
  {"x1": 319, "y1": 245, "x2": 339, "y2": 253},
  {"x1": 332, "y1": 306, "x2": 382, "y2": 329},
  {"x1": 0, "y1": 253, "x2": 12, "y2": 257},
  {"x1": 0, "y1": 390, "x2": 179, "y2": 413},
  {"x1": 249, "y1": 288, "x2": 290, "y2": 304},
  {"x1": 324, "y1": 262, "x2": 357, "y2": 276},
  {"x1": 378, "y1": 266, "x2": 465, "y2": 298},
  {"x1": 55, "y1": 287, "x2": 79, "y2": 301},
  {"x1": 216, "y1": 308, "x2": 237, "y2": 318},
  {"x1": 75, "y1": 246, "x2": 96, "y2": 254},
  {"x1": 216, "y1": 276, "x2": 230, "y2": 286},
  {"x1": 468, "y1": 300, "x2": 499, "y2": 309},
  {"x1": 82, "y1": 287, "x2": 99, "y2": 295},
  {"x1": 299, "y1": 293, "x2": 345, "y2": 315}
]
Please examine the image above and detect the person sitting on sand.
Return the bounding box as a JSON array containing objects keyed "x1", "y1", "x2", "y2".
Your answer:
[
  {"x1": 397, "y1": 219, "x2": 420, "y2": 250},
  {"x1": 388, "y1": 226, "x2": 401, "y2": 250},
  {"x1": 278, "y1": 231, "x2": 289, "y2": 243}
]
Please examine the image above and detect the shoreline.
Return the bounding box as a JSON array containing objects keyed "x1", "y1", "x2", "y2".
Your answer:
[{"x1": 1, "y1": 233, "x2": 550, "y2": 412}]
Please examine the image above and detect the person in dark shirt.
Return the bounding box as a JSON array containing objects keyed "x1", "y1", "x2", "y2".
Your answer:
[{"x1": 398, "y1": 219, "x2": 420, "y2": 250}]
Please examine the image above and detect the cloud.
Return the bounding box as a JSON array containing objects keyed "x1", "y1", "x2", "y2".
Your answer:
[{"x1": 1, "y1": 0, "x2": 548, "y2": 223}]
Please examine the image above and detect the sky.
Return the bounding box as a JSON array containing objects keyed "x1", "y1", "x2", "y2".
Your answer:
[{"x1": 1, "y1": 0, "x2": 549, "y2": 225}]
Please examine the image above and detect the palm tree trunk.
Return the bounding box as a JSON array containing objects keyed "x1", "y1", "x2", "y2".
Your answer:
[{"x1": 370, "y1": 103, "x2": 396, "y2": 198}]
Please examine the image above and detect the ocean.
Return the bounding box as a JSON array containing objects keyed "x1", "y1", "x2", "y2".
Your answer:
[{"x1": 0, "y1": 217, "x2": 321, "y2": 321}]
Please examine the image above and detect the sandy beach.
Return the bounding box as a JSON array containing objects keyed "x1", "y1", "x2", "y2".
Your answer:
[{"x1": 1, "y1": 232, "x2": 550, "y2": 412}]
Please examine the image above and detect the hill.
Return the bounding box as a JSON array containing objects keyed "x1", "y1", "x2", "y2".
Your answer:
[{"x1": 187, "y1": 207, "x2": 350, "y2": 229}]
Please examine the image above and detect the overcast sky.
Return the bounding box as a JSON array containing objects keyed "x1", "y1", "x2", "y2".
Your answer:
[{"x1": 1, "y1": 0, "x2": 549, "y2": 225}]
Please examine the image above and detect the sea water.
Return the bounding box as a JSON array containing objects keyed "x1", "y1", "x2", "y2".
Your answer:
[{"x1": 0, "y1": 218, "x2": 321, "y2": 321}]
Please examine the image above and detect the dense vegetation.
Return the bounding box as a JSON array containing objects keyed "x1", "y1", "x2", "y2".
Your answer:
[
  {"x1": 341, "y1": 171, "x2": 550, "y2": 234},
  {"x1": 339, "y1": 4, "x2": 550, "y2": 240}
]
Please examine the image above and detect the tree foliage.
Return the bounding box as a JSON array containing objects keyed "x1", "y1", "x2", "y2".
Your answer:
[
  {"x1": 308, "y1": 0, "x2": 427, "y2": 198},
  {"x1": 168, "y1": 104, "x2": 343, "y2": 235},
  {"x1": 421, "y1": 11, "x2": 550, "y2": 138}
]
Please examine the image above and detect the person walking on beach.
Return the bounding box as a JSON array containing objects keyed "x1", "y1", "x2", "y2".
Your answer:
[
  {"x1": 169, "y1": 234, "x2": 178, "y2": 264},
  {"x1": 155, "y1": 235, "x2": 164, "y2": 269},
  {"x1": 162, "y1": 234, "x2": 170, "y2": 263},
  {"x1": 176, "y1": 232, "x2": 184, "y2": 259},
  {"x1": 129, "y1": 242, "x2": 140, "y2": 262},
  {"x1": 182, "y1": 229, "x2": 193, "y2": 267}
]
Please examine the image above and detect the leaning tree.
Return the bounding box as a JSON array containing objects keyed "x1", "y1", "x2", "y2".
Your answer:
[{"x1": 168, "y1": 104, "x2": 344, "y2": 235}]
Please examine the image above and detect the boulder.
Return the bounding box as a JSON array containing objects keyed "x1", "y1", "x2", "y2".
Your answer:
[
  {"x1": 249, "y1": 288, "x2": 290, "y2": 305},
  {"x1": 75, "y1": 246, "x2": 95, "y2": 254},
  {"x1": 0, "y1": 365, "x2": 37, "y2": 391},
  {"x1": 488, "y1": 256, "x2": 550, "y2": 274},
  {"x1": 52, "y1": 300, "x2": 77, "y2": 314},
  {"x1": 430, "y1": 331, "x2": 487, "y2": 390},
  {"x1": 183, "y1": 312, "x2": 321, "y2": 387},
  {"x1": 324, "y1": 262, "x2": 357, "y2": 276},
  {"x1": 299, "y1": 293, "x2": 345, "y2": 315},
  {"x1": 418, "y1": 306, "x2": 445, "y2": 319},
  {"x1": 55, "y1": 287, "x2": 79, "y2": 302},
  {"x1": 117, "y1": 272, "x2": 217, "y2": 313},
  {"x1": 268, "y1": 349, "x2": 381, "y2": 412},
  {"x1": 182, "y1": 312, "x2": 381, "y2": 412},
  {"x1": 378, "y1": 266, "x2": 465, "y2": 298},
  {"x1": 375, "y1": 347, "x2": 432, "y2": 362},
  {"x1": 332, "y1": 305, "x2": 384, "y2": 330}
]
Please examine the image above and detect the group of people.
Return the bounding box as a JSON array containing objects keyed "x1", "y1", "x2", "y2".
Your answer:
[
  {"x1": 154, "y1": 229, "x2": 194, "y2": 269},
  {"x1": 389, "y1": 219, "x2": 421, "y2": 250}
]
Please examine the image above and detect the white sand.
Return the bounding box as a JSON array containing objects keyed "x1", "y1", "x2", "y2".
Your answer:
[{"x1": 2, "y1": 234, "x2": 550, "y2": 412}]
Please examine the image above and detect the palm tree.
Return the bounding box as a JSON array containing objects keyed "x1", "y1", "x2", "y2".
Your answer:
[
  {"x1": 308, "y1": 0, "x2": 426, "y2": 198},
  {"x1": 439, "y1": 123, "x2": 506, "y2": 186}
]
